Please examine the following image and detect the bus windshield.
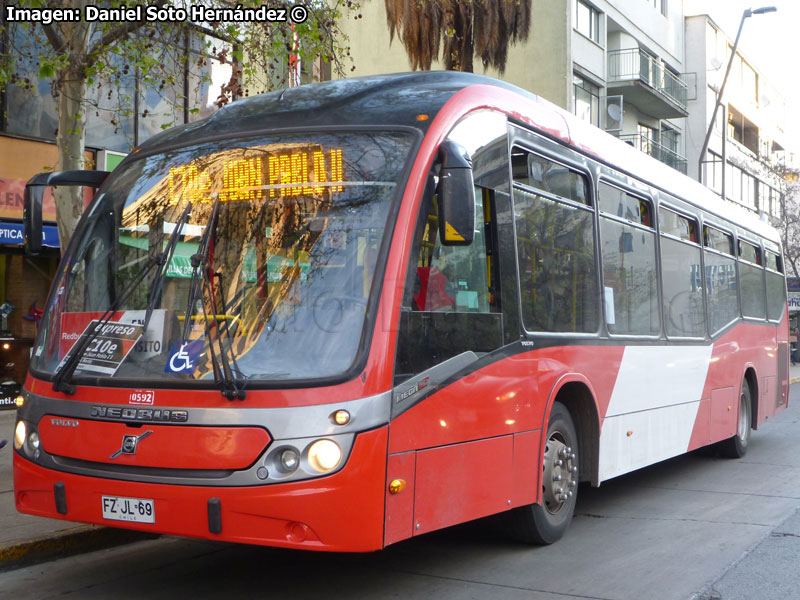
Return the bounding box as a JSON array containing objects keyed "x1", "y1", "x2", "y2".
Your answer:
[{"x1": 31, "y1": 130, "x2": 414, "y2": 386}]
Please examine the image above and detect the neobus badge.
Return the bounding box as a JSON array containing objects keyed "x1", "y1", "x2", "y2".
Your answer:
[{"x1": 91, "y1": 405, "x2": 188, "y2": 423}]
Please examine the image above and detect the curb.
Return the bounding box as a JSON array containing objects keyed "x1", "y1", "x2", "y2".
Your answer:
[
  {"x1": 792, "y1": 378, "x2": 800, "y2": 385},
  {"x1": 0, "y1": 526, "x2": 157, "y2": 573}
]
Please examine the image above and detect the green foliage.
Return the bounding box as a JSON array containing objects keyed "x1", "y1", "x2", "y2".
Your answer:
[{"x1": 1, "y1": 0, "x2": 361, "y2": 143}]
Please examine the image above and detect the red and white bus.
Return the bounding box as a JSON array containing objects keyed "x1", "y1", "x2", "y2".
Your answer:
[{"x1": 14, "y1": 72, "x2": 789, "y2": 550}]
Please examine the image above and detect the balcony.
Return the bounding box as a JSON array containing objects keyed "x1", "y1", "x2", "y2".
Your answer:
[
  {"x1": 607, "y1": 49, "x2": 688, "y2": 119},
  {"x1": 620, "y1": 134, "x2": 688, "y2": 174}
]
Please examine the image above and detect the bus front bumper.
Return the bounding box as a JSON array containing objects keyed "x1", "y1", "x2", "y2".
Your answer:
[{"x1": 13, "y1": 426, "x2": 389, "y2": 552}]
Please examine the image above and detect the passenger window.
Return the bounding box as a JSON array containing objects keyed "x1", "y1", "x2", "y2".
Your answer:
[
  {"x1": 599, "y1": 183, "x2": 652, "y2": 226},
  {"x1": 704, "y1": 226, "x2": 734, "y2": 255},
  {"x1": 659, "y1": 207, "x2": 698, "y2": 242},
  {"x1": 765, "y1": 249, "x2": 786, "y2": 322},
  {"x1": 738, "y1": 240, "x2": 761, "y2": 265},
  {"x1": 512, "y1": 151, "x2": 598, "y2": 333},
  {"x1": 599, "y1": 183, "x2": 658, "y2": 335},
  {"x1": 703, "y1": 227, "x2": 738, "y2": 333},
  {"x1": 739, "y1": 239, "x2": 766, "y2": 319},
  {"x1": 511, "y1": 150, "x2": 589, "y2": 205},
  {"x1": 659, "y1": 208, "x2": 704, "y2": 337}
]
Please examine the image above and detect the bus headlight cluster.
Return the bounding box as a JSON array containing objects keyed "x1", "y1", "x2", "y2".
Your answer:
[
  {"x1": 261, "y1": 435, "x2": 351, "y2": 482},
  {"x1": 14, "y1": 420, "x2": 41, "y2": 459}
]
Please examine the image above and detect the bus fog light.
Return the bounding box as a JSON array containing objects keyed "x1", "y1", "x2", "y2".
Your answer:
[
  {"x1": 14, "y1": 421, "x2": 26, "y2": 451},
  {"x1": 308, "y1": 439, "x2": 342, "y2": 473},
  {"x1": 279, "y1": 448, "x2": 300, "y2": 473}
]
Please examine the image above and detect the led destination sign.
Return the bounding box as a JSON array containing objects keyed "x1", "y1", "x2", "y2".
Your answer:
[{"x1": 168, "y1": 146, "x2": 344, "y2": 204}]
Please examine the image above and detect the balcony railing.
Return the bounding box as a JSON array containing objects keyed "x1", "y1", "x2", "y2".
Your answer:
[
  {"x1": 608, "y1": 49, "x2": 687, "y2": 110},
  {"x1": 620, "y1": 134, "x2": 688, "y2": 174}
]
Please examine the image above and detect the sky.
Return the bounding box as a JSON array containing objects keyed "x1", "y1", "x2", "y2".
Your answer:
[{"x1": 684, "y1": 0, "x2": 799, "y2": 143}]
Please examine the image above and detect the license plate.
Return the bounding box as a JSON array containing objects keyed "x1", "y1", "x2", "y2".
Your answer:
[{"x1": 101, "y1": 495, "x2": 155, "y2": 523}]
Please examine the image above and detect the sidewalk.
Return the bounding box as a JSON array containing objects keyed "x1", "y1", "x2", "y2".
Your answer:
[
  {"x1": 2, "y1": 365, "x2": 800, "y2": 571},
  {"x1": 0, "y1": 409, "x2": 153, "y2": 572}
]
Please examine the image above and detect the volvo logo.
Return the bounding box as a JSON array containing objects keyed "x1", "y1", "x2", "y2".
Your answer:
[{"x1": 109, "y1": 430, "x2": 153, "y2": 459}]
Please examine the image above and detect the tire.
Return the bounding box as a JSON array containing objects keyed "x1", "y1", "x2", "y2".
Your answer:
[
  {"x1": 718, "y1": 382, "x2": 752, "y2": 458},
  {"x1": 510, "y1": 402, "x2": 579, "y2": 544}
]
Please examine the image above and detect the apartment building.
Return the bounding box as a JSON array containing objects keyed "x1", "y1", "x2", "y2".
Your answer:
[
  {"x1": 684, "y1": 14, "x2": 785, "y2": 220},
  {"x1": 337, "y1": 0, "x2": 690, "y2": 174}
]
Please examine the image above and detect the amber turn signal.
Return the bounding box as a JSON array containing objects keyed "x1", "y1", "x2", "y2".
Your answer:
[{"x1": 389, "y1": 479, "x2": 406, "y2": 494}]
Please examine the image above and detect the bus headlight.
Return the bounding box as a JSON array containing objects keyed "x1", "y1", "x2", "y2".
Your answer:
[
  {"x1": 307, "y1": 439, "x2": 342, "y2": 473},
  {"x1": 13, "y1": 420, "x2": 26, "y2": 450},
  {"x1": 28, "y1": 431, "x2": 40, "y2": 451}
]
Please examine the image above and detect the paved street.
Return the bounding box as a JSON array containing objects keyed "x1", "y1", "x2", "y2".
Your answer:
[{"x1": 1, "y1": 383, "x2": 800, "y2": 599}]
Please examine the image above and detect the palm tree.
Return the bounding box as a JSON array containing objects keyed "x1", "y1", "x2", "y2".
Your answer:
[{"x1": 384, "y1": 0, "x2": 531, "y2": 73}]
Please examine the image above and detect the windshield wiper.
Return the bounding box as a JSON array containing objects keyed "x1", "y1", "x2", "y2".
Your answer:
[
  {"x1": 143, "y1": 202, "x2": 193, "y2": 331},
  {"x1": 52, "y1": 255, "x2": 159, "y2": 394},
  {"x1": 52, "y1": 202, "x2": 193, "y2": 394},
  {"x1": 181, "y1": 198, "x2": 246, "y2": 400}
]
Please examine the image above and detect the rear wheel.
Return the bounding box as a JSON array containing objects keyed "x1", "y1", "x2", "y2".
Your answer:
[
  {"x1": 718, "y1": 382, "x2": 752, "y2": 458},
  {"x1": 510, "y1": 402, "x2": 579, "y2": 544}
]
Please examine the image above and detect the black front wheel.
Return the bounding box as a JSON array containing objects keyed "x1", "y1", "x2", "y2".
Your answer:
[{"x1": 510, "y1": 402, "x2": 579, "y2": 544}]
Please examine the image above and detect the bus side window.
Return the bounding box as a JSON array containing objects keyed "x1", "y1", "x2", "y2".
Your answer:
[
  {"x1": 512, "y1": 149, "x2": 598, "y2": 334},
  {"x1": 394, "y1": 185, "x2": 502, "y2": 384},
  {"x1": 738, "y1": 239, "x2": 766, "y2": 319},
  {"x1": 703, "y1": 226, "x2": 738, "y2": 333},
  {"x1": 765, "y1": 249, "x2": 786, "y2": 322}
]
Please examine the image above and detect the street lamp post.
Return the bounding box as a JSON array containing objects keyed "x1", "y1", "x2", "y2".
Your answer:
[{"x1": 697, "y1": 6, "x2": 777, "y2": 191}]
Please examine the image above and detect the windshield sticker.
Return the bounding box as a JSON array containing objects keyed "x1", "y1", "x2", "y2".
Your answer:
[
  {"x1": 60, "y1": 310, "x2": 166, "y2": 361},
  {"x1": 60, "y1": 321, "x2": 143, "y2": 377},
  {"x1": 165, "y1": 340, "x2": 204, "y2": 374}
]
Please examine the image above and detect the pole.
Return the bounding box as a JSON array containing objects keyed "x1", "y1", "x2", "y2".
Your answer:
[{"x1": 697, "y1": 7, "x2": 777, "y2": 185}]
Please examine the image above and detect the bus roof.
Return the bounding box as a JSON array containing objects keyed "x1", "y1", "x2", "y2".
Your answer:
[{"x1": 134, "y1": 71, "x2": 780, "y2": 245}]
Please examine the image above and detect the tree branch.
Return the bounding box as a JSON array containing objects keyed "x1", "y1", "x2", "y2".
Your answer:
[
  {"x1": 41, "y1": 22, "x2": 67, "y2": 56},
  {"x1": 84, "y1": 0, "x2": 170, "y2": 69}
]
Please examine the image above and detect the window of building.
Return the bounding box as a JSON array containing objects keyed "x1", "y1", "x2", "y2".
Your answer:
[
  {"x1": 661, "y1": 126, "x2": 679, "y2": 154},
  {"x1": 637, "y1": 123, "x2": 657, "y2": 156},
  {"x1": 599, "y1": 182, "x2": 658, "y2": 335},
  {"x1": 703, "y1": 226, "x2": 738, "y2": 333},
  {"x1": 512, "y1": 149, "x2": 598, "y2": 333},
  {"x1": 575, "y1": 1, "x2": 601, "y2": 43},
  {"x1": 659, "y1": 208, "x2": 704, "y2": 337},
  {"x1": 573, "y1": 74, "x2": 600, "y2": 126},
  {"x1": 3, "y1": 24, "x2": 238, "y2": 150},
  {"x1": 727, "y1": 105, "x2": 759, "y2": 154}
]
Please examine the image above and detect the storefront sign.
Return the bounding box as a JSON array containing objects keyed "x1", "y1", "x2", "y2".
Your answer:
[
  {"x1": 789, "y1": 292, "x2": 800, "y2": 313},
  {"x1": 0, "y1": 222, "x2": 59, "y2": 247}
]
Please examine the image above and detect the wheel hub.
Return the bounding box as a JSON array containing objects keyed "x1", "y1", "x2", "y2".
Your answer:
[{"x1": 542, "y1": 436, "x2": 577, "y2": 514}]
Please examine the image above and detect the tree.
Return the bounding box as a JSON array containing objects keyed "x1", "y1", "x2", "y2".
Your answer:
[
  {"x1": 0, "y1": 0, "x2": 360, "y2": 248},
  {"x1": 384, "y1": 0, "x2": 531, "y2": 73},
  {"x1": 776, "y1": 173, "x2": 800, "y2": 279}
]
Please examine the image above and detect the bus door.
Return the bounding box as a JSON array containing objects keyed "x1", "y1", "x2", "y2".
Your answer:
[{"x1": 385, "y1": 111, "x2": 531, "y2": 544}]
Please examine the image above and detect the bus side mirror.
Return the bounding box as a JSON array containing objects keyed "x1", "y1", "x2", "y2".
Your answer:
[
  {"x1": 24, "y1": 170, "x2": 110, "y2": 255},
  {"x1": 436, "y1": 140, "x2": 475, "y2": 246}
]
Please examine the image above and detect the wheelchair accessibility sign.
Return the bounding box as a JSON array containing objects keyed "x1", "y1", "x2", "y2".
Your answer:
[{"x1": 165, "y1": 340, "x2": 204, "y2": 374}]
